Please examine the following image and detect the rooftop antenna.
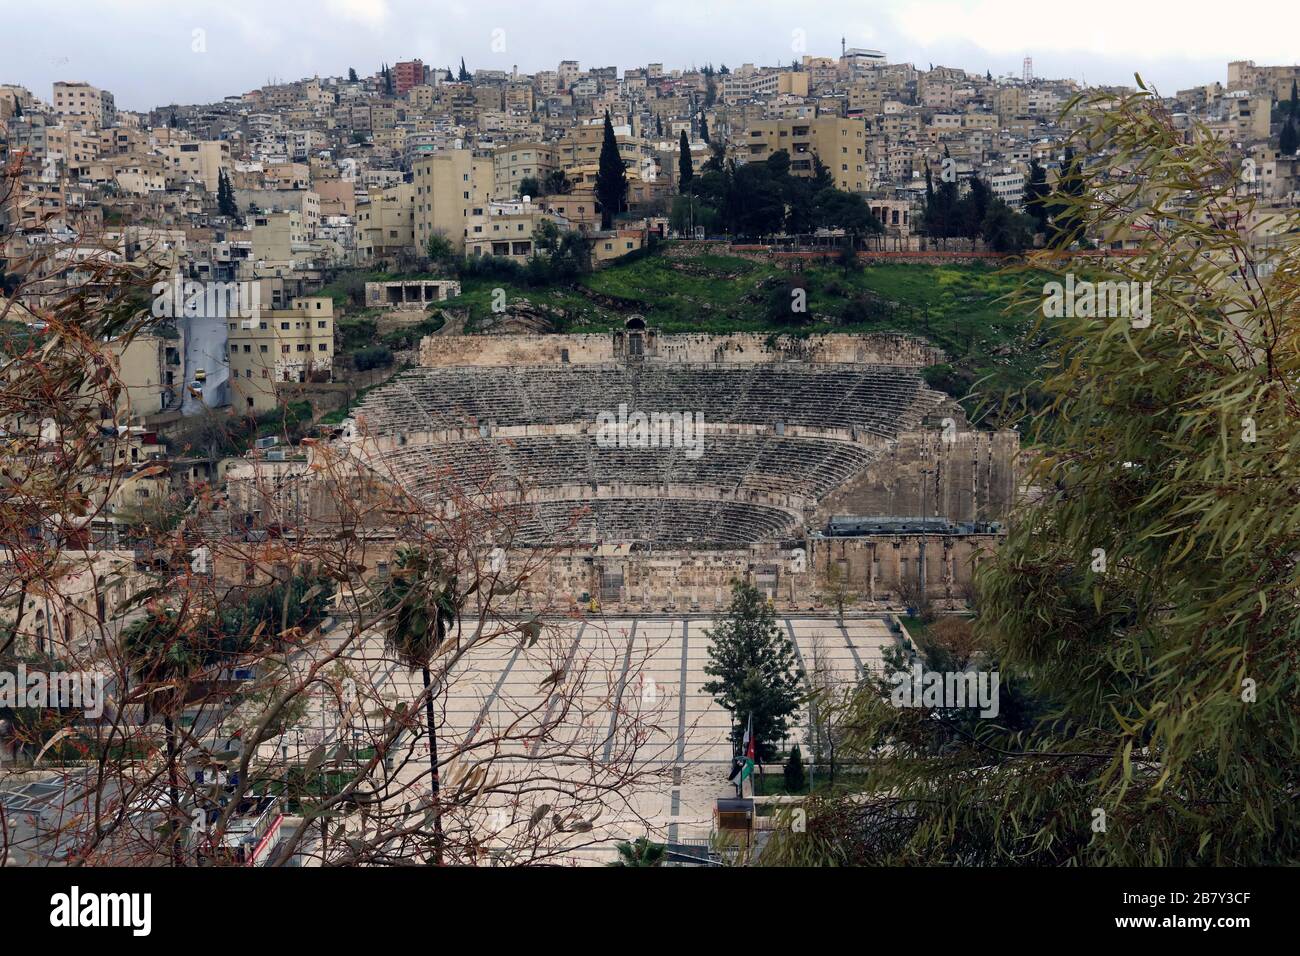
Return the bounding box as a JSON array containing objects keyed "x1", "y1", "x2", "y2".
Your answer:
[{"x1": 1023, "y1": 57, "x2": 1033, "y2": 83}]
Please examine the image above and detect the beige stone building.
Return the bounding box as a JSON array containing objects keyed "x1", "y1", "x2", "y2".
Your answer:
[
  {"x1": 225, "y1": 296, "x2": 334, "y2": 412},
  {"x1": 160, "y1": 139, "x2": 232, "y2": 193},
  {"x1": 52, "y1": 81, "x2": 116, "y2": 128},
  {"x1": 105, "y1": 334, "x2": 173, "y2": 418},
  {"x1": 412, "y1": 148, "x2": 494, "y2": 253},
  {"x1": 356, "y1": 182, "x2": 415, "y2": 263},
  {"x1": 743, "y1": 117, "x2": 871, "y2": 192},
  {"x1": 493, "y1": 141, "x2": 559, "y2": 200},
  {"x1": 0, "y1": 549, "x2": 143, "y2": 657}
]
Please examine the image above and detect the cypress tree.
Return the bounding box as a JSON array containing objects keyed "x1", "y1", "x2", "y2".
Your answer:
[
  {"x1": 678, "y1": 130, "x2": 693, "y2": 193},
  {"x1": 1281, "y1": 124, "x2": 1298, "y2": 155},
  {"x1": 595, "y1": 111, "x2": 627, "y2": 229},
  {"x1": 217, "y1": 169, "x2": 240, "y2": 221},
  {"x1": 1023, "y1": 158, "x2": 1050, "y2": 233}
]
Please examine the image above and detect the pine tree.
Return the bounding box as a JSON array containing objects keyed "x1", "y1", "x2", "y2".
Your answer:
[
  {"x1": 926, "y1": 146, "x2": 960, "y2": 245},
  {"x1": 677, "y1": 130, "x2": 693, "y2": 193},
  {"x1": 701, "y1": 581, "x2": 804, "y2": 763},
  {"x1": 1023, "y1": 157, "x2": 1050, "y2": 233},
  {"x1": 700, "y1": 116, "x2": 709, "y2": 144},
  {"x1": 783, "y1": 744, "x2": 806, "y2": 793},
  {"x1": 348, "y1": 67, "x2": 357, "y2": 83},
  {"x1": 382, "y1": 64, "x2": 392, "y2": 96},
  {"x1": 595, "y1": 111, "x2": 627, "y2": 230},
  {"x1": 962, "y1": 173, "x2": 990, "y2": 248},
  {"x1": 458, "y1": 58, "x2": 471, "y2": 83}
]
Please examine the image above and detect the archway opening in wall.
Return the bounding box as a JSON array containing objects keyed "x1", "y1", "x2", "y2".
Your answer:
[{"x1": 624, "y1": 316, "x2": 646, "y2": 332}]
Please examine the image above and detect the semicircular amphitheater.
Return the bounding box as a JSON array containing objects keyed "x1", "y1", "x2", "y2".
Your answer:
[
  {"x1": 315, "y1": 326, "x2": 1019, "y2": 862},
  {"x1": 345, "y1": 335, "x2": 955, "y2": 552}
]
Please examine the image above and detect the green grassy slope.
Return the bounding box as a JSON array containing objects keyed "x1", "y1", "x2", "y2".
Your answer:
[{"x1": 322, "y1": 249, "x2": 1048, "y2": 428}]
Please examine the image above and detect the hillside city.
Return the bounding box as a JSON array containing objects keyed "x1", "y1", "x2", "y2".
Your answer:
[{"x1": 0, "y1": 24, "x2": 1297, "y2": 901}]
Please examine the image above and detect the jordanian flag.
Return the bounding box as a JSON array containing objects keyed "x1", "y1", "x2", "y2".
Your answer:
[{"x1": 727, "y1": 715, "x2": 755, "y2": 788}]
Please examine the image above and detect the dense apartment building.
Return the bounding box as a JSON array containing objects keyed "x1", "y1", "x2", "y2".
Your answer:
[
  {"x1": 743, "y1": 117, "x2": 871, "y2": 192},
  {"x1": 393, "y1": 60, "x2": 425, "y2": 96},
  {"x1": 493, "y1": 141, "x2": 559, "y2": 200},
  {"x1": 412, "y1": 148, "x2": 494, "y2": 252},
  {"x1": 225, "y1": 296, "x2": 334, "y2": 412},
  {"x1": 52, "y1": 81, "x2": 115, "y2": 128}
]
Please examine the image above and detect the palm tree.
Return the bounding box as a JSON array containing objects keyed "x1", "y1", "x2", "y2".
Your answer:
[
  {"x1": 378, "y1": 548, "x2": 459, "y2": 864},
  {"x1": 610, "y1": 837, "x2": 666, "y2": 867}
]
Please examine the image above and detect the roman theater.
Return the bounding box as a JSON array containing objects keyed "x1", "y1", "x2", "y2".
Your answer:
[
  {"x1": 223, "y1": 322, "x2": 1021, "y2": 860},
  {"x1": 332, "y1": 321, "x2": 1019, "y2": 612}
]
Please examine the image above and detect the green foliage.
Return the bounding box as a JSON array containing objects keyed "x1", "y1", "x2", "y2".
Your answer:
[
  {"x1": 681, "y1": 149, "x2": 881, "y2": 240},
  {"x1": 1023, "y1": 158, "x2": 1051, "y2": 234},
  {"x1": 1281, "y1": 121, "x2": 1298, "y2": 156},
  {"x1": 215, "y1": 574, "x2": 334, "y2": 653},
  {"x1": 337, "y1": 317, "x2": 377, "y2": 352},
  {"x1": 377, "y1": 549, "x2": 458, "y2": 671},
  {"x1": 701, "y1": 581, "x2": 804, "y2": 762},
  {"x1": 762, "y1": 83, "x2": 1300, "y2": 867},
  {"x1": 595, "y1": 112, "x2": 627, "y2": 230},
  {"x1": 425, "y1": 233, "x2": 455, "y2": 265},
  {"x1": 351, "y1": 344, "x2": 393, "y2": 371},
  {"x1": 923, "y1": 161, "x2": 1031, "y2": 251},
  {"x1": 783, "y1": 744, "x2": 807, "y2": 793},
  {"x1": 1047, "y1": 146, "x2": 1087, "y2": 247},
  {"x1": 677, "y1": 130, "x2": 693, "y2": 193},
  {"x1": 543, "y1": 169, "x2": 572, "y2": 196},
  {"x1": 378, "y1": 312, "x2": 444, "y2": 351},
  {"x1": 610, "y1": 838, "x2": 666, "y2": 867},
  {"x1": 216, "y1": 169, "x2": 239, "y2": 220}
]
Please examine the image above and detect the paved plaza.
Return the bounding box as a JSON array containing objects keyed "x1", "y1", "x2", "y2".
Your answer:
[{"x1": 348, "y1": 614, "x2": 901, "y2": 863}]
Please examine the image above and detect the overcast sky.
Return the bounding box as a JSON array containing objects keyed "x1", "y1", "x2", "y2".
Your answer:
[{"x1": 4, "y1": 0, "x2": 1297, "y2": 112}]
